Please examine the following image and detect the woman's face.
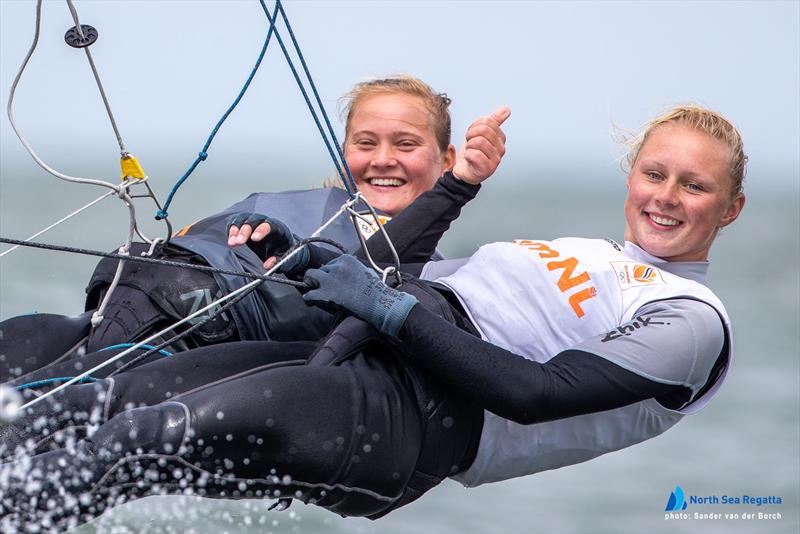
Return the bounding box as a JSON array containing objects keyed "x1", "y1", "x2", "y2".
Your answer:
[
  {"x1": 624, "y1": 123, "x2": 745, "y2": 262},
  {"x1": 344, "y1": 93, "x2": 455, "y2": 216}
]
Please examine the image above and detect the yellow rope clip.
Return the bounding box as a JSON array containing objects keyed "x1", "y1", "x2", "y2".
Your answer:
[{"x1": 120, "y1": 154, "x2": 146, "y2": 180}]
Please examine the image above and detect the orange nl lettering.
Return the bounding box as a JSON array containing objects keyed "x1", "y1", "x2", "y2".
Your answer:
[{"x1": 514, "y1": 240, "x2": 597, "y2": 318}]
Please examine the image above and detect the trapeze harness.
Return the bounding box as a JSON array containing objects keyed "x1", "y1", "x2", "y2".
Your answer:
[
  {"x1": 1, "y1": 281, "x2": 486, "y2": 525},
  {"x1": 85, "y1": 188, "x2": 386, "y2": 349}
]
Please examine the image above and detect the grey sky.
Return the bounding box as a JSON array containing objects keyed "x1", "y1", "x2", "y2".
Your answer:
[{"x1": 1, "y1": 0, "x2": 798, "y2": 199}]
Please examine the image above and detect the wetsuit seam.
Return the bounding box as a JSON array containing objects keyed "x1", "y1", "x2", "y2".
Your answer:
[
  {"x1": 24, "y1": 425, "x2": 89, "y2": 458},
  {"x1": 170, "y1": 359, "x2": 307, "y2": 401},
  {"x1": 89, "y1": 453, "x2": 397, "y2": 502},
  {"x1": 684, "y1": 313, "x2": 700, "y2": 389},
  {"x1": 48, "y1": 335, "x2": 89, "y2": 369}
]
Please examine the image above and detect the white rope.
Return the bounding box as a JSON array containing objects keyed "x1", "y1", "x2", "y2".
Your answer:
[
  {"x1": 90, "y1": 180, "x2": 141, "y2": 325},
  {"x1": 0, "y1": 190, "x2": 114, "y2": 258}
]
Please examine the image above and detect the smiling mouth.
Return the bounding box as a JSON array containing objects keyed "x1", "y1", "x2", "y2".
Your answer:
[
  {"x1": 647, "y1": 212, "x2": 682, "y2": 227},
  {"x1": 367, "y1": 177, "x2": 406, "y2": 187}
]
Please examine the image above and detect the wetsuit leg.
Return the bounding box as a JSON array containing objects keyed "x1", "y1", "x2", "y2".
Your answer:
[
  {"x1": 1, "y1": 341, "x2": 314, "y2": 459},
  {"x1": 6, "y1": 346, "x2": 165, "y2": 389},
  {"x1": 0, "y1": 312, "x2": 92, "y2": 382},
  {"x1": 0, "y1": 346, "x2": 475, "y2": 529},
  {"x1": 1, "y1": 283, "x2": 230, "y2": 388}
]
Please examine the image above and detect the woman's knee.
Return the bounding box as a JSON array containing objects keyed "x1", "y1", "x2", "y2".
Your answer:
[{"x1": 91, "y1": 401, "x2": 190, "y2": 458}]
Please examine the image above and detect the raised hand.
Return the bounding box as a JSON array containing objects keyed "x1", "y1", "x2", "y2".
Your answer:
[{"x1": 452, "y1": 106, "x2": 511, "y2": 185}]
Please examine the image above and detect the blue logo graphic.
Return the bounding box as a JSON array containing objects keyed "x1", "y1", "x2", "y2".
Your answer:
[{"x1": 666, "y1": 486, "x2": 688, "y2": 511}]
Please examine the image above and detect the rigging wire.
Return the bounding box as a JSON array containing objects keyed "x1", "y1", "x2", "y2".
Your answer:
[
  {"x1": 261, "y1": 0, "x2": 357, "y2": 195},
  {"x1": 0, "y1": 191, "x2": 114, "y2": 258},
  {"x1": 0, "y1": 236, "x2": 350, "y2": 288},
  {"x1": 6, "y1": 0, "x2": 120, "y2": 191},
  {"x1": 5, "y1": 0, "x2": 173, "y2": 325},
  {"x1": 64, "y1": 0, "x2": 126, "y2": 154},
  {"x1": 272, "y1": 1, "x2": 357, "y2": 194},
  {"x1": 6, "y1": 1, "x2": 169, "y2": 227}
]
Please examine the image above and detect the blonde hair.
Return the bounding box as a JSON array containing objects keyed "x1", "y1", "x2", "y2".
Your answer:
[
  {"x1": 622, "y1": 104, "x2": 747, "y2": 198},
  {"x1": 339, "y1": 75, "x2": 452, "y2": 153}
]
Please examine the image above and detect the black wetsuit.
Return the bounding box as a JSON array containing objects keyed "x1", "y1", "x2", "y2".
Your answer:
[
  {"x1": 0, "y1": 283, "x2": 485, "y2": 529},
  {"x1": 0, "y1": 174, "x2": 485, "y2": 528}
]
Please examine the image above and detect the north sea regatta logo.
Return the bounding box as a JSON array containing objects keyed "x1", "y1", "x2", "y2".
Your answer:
[
  {"x1": 665, "y1": 486, "x2": 688, "y2": 511},
  {"x1": 663, "y1": 485, "x2": 783, "y2": 522}
]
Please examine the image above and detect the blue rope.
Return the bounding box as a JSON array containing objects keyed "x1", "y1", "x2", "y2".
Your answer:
[
  {"x1": 156, "y1": 1, "x2": 281, "y2": 220},
  {"x1": 16, "y1": 376, "x2": 97, "y2": 392},
  {"x1": 274, "y1": 1, "x2": 357, "y2": 194},
  {"x1": 99, "y1": 343, "x2": 173, "y2": 358},
  {"x1": 158, "y1": 0, "x2": 360, "y2": 219},
  {"x1": 13, "y1": 344, "x2": 171, "y2": 391}
]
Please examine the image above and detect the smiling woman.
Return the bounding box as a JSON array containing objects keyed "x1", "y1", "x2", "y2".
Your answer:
[
  {"x1": 623, "y1": 106, "x2": 747, "y2": 262},
  {"x1": 341, "y1": 76, "x2": 456, "y2": 216}
]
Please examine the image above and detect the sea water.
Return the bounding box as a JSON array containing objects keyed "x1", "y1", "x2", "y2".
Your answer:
[{"x1": 0, "y1": 171, "x2": 797, "y2": 533}]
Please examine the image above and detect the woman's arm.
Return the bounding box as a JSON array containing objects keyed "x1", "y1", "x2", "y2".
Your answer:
[
  {"x1": 300, "y1": 254, "x2": 727, "y2": 423},
  {"x1": 399, "y1": 298, "x2": 726, "y2": 424}
]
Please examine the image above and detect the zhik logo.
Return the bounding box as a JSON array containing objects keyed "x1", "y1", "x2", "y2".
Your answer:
[{"x1": 666, "y1": 486, "x2": 688, "y2": 511}]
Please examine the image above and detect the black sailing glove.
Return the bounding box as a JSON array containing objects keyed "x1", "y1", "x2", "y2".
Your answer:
[
  {"x1": 302, "y1": 255, "x2": 418, "y2": 337},
  {"x1": 226, "y1": 213, "x2": 309, "y2": 275}
]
